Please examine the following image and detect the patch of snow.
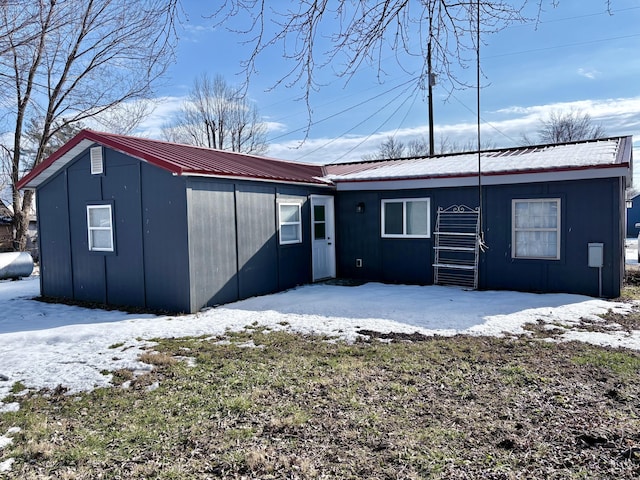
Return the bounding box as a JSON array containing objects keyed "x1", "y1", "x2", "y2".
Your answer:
[
  {"x1": 0, "y1": 427, "x2": 20, "y2": 473},
  {"x1": 146, "y1": 382, "x2": 160, "y2": 392},
  {"x1": 0, "y1": 403, "x2": 19, "y2": 413},
  {"x1": 0, "y1": 458, "x2": 15, "y2": 473}
]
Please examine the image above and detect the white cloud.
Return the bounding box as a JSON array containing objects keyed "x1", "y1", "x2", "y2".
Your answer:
[
  {"x1": 134, "y1": 96, "x2": 185, "y2": 138},
  {"x1": 577, "y1": 68, "x2": 600, "y2": 80}
]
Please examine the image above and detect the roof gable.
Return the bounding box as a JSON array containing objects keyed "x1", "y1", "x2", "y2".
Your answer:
[{"x1": 17, "y1": 130, "x2": 330, "y2": 189}]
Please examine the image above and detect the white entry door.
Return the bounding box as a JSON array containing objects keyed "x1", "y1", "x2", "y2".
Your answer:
[{"x1": 311, "y1": 195, "x2": 336, "y2": 281}]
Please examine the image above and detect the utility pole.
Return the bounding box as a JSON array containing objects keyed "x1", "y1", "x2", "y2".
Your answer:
[
  {"x1": 427, "y1": 6, "x2": 436, "y2": 157},
  {"x1": 427, "y1": 39, "x2": 435, "y2": 157}
]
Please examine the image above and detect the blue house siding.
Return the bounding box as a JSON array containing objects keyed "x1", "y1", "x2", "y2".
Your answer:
[
  {"x1": 36, "y1": 172, "x2": 73, "y2": 299},
  {"x1": 335, "y1": 192, "x2": 383, "y2": 280},
  {"x1": 336, "y1": 178, "x2": 624, "y2": 298},
  {"x1": 102, "y1": 155, "x2": 145, "y2": 308},
  {"x1": 139, "y1": 161, "x2": 191, "y2": 312},
  {"x1": 481, "y1": 178, "x2": 623, "y2": 298},
  {"x1": 67, "y1": 154, "x2": 108, "y2": 304},
  {"x1": 336, "y1": 188, "x2": 480, "y2": 283},
  {"x1": 36, "y1": 148, "x2": 193, "y2": 311},
  {"x1": 276, "y1": 189, "x2": 315, "y2": 292}
]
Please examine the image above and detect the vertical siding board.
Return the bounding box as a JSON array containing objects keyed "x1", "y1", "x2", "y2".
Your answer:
[
  {"x1": 37, "y1": 172, "x2": 73, "y2": 298},
  {"x1": 335, "y1": 191, "x2": 382, "y2": 281},
  {"x1": 67, "y1": 155, "x2": 107, "y2": 303},
  {"x1": 187, "y1": 179, "x2": 238, "y2": 311},
  {"x1": 236, "y1": 184, "x2": 278, "y2": 299},
  {"x1": 101, "y1": 150, "x2": 145, "y2": 307},
  {"x1": 140, "y1": 163, "x2": 191, "y2": 312}
]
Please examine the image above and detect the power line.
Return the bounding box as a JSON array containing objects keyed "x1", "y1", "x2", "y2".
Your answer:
[
  {"x1": 266, "y1": 76, "x2": 418, "y2": 144},
  {"x1": 448, "y1": 93, "x2": 520, "y2": 145},
  {"x1": 485, "y1": 33, "x2": 640, "y2": 59},
  {"x1": 294, "y1": 81, "x2": 418, "y2": 163},
  {"x1": 330, "y1": 85, "x2": 420, "y2": 163}
]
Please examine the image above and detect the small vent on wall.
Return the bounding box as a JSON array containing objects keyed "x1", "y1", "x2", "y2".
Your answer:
[{"x1": 90, "y1": 146, "x2": 103, "y2": 175}]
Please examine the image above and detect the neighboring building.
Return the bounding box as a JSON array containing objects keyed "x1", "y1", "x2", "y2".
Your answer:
[
  {"x1": 626, "y1": 192, "x2": 640, "y2": 238},
  {"x1": 0, "y1": 199, "x2": 13, "y2": 251},
  {"x1": 17, "y1": 131, "x2": 633, "y2": 312}
]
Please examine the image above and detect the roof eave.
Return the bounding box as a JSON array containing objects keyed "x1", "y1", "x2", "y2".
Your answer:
[
  {"x1": 181, "y1": 171, "x2": 334, "y2": 188},
  {"x1": 16, "y1": 130, "x2": 186, "y2": 190},
  {"x1": 330, "y1": 163, "x2": 631, "y2": 188}
]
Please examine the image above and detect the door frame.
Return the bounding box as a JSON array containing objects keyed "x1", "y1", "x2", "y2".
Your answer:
[{"x1": 310, "y1": 195, "x2": 336, "y2": 281}]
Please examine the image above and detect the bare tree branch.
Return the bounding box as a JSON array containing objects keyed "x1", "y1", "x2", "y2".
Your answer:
[{"x1": 210, "y1": 0, "x2": 538, "y2": 128}]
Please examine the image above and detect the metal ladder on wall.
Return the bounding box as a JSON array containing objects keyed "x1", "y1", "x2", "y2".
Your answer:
[{"x1": 433, "y1": 205, "x2": 480, "y2": 289}]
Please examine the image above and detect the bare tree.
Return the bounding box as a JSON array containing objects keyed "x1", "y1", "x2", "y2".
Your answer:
[
  {"x1": 536, "y1": 110, "x2": 606, "y2": 144},
  {"x1": 363, "y1": 134, "x2": 495, "y2": 160},
  {"x1": 0, "y1": 0, "x2": 179, "y2": 251},
  {"x1": 438, "y1": 136, "x2": 496, "y2": 153},
  {"x1": 23, "y1": 119, "x2": 86, "y2": 167},
  {"x1": 407, "y1": 138, "x2": 432, "y2": 157},
  {"x1": 362, "y1": 136, "x2": 407, "y2": 160},
  {"x1": 162, "y1": 73, "x2": 268, "y2": 155}
]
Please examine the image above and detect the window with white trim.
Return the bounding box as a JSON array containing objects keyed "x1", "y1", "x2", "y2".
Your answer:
[
  {"x1": 278, "y1": 202, "x2": 302, "y2": 244},
  {"x1": 87, "y1": 204, "x2": 114, "y2": 252},
  {"x1": 512, "y1": 198, "x2": 560, "y2": 259},
  {"x1": 381, "y1": 198, "x2": 430, "y2": 238}
]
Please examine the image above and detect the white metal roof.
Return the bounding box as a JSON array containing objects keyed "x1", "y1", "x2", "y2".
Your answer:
[{"x1": 324, "y1": 137, "x2": 632, "y2": 189}]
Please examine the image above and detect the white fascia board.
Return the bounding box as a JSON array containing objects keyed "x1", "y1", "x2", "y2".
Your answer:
[
  {"x1": 334, "y1": 166, "x2": 629, "y2": 191},
  {"x1": 22, "y1": 139, "x2": 96, "y2": 189},
  {"x1": 182, "y1": 172, "x2": 334, "y2": 189}
]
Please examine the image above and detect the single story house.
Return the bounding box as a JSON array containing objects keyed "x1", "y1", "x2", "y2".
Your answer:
[{"x1": 17, "y1": 130, "x2": 632, "y2": 312}]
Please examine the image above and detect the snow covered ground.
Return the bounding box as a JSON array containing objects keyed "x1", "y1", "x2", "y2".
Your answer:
[{"x1": 0, "y1": 241, "x2": 639, "y2": 415}]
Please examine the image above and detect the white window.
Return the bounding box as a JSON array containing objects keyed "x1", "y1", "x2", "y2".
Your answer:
[
  {"x1": 87, "y1": 204, "x2": 114, "y2": 252},
  {"x1": 381, "y1": 198, "x2": 430, "y2": 238},
  {"x1": 278, "y1": 202, "x2": 302, "y2": 244},
  {"x1": 512, "y1": 198, "x2": 560, "y2": 259}
]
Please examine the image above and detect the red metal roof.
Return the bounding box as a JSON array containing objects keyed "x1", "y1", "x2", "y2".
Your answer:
[{"x1": 17, "y1": 130, "x2": 330, "y2": 189}]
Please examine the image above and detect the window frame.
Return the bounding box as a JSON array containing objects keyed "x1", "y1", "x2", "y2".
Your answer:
[
  {"x1": 381, "y1": 197, "x2": 431, "y2": 239},
  {"x1": 278, "y1": 201, "x2": 303, "y2": 245},
  {"x1": 511, "y1": 198, "x2": 561, "y2": 260},
  {"x1": 86, "y1": 203, "x2": 115, "y2": 252}
]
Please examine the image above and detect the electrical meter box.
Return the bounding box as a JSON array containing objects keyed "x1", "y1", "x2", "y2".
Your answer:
[{"x1": 588, "y1": 243, "x2": 604, "y2": 268}]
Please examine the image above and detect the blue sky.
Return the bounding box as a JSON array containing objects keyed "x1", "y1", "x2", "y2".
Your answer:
[{"x1": 136, "y1": 0, "x2": 640, "y2": 167}]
